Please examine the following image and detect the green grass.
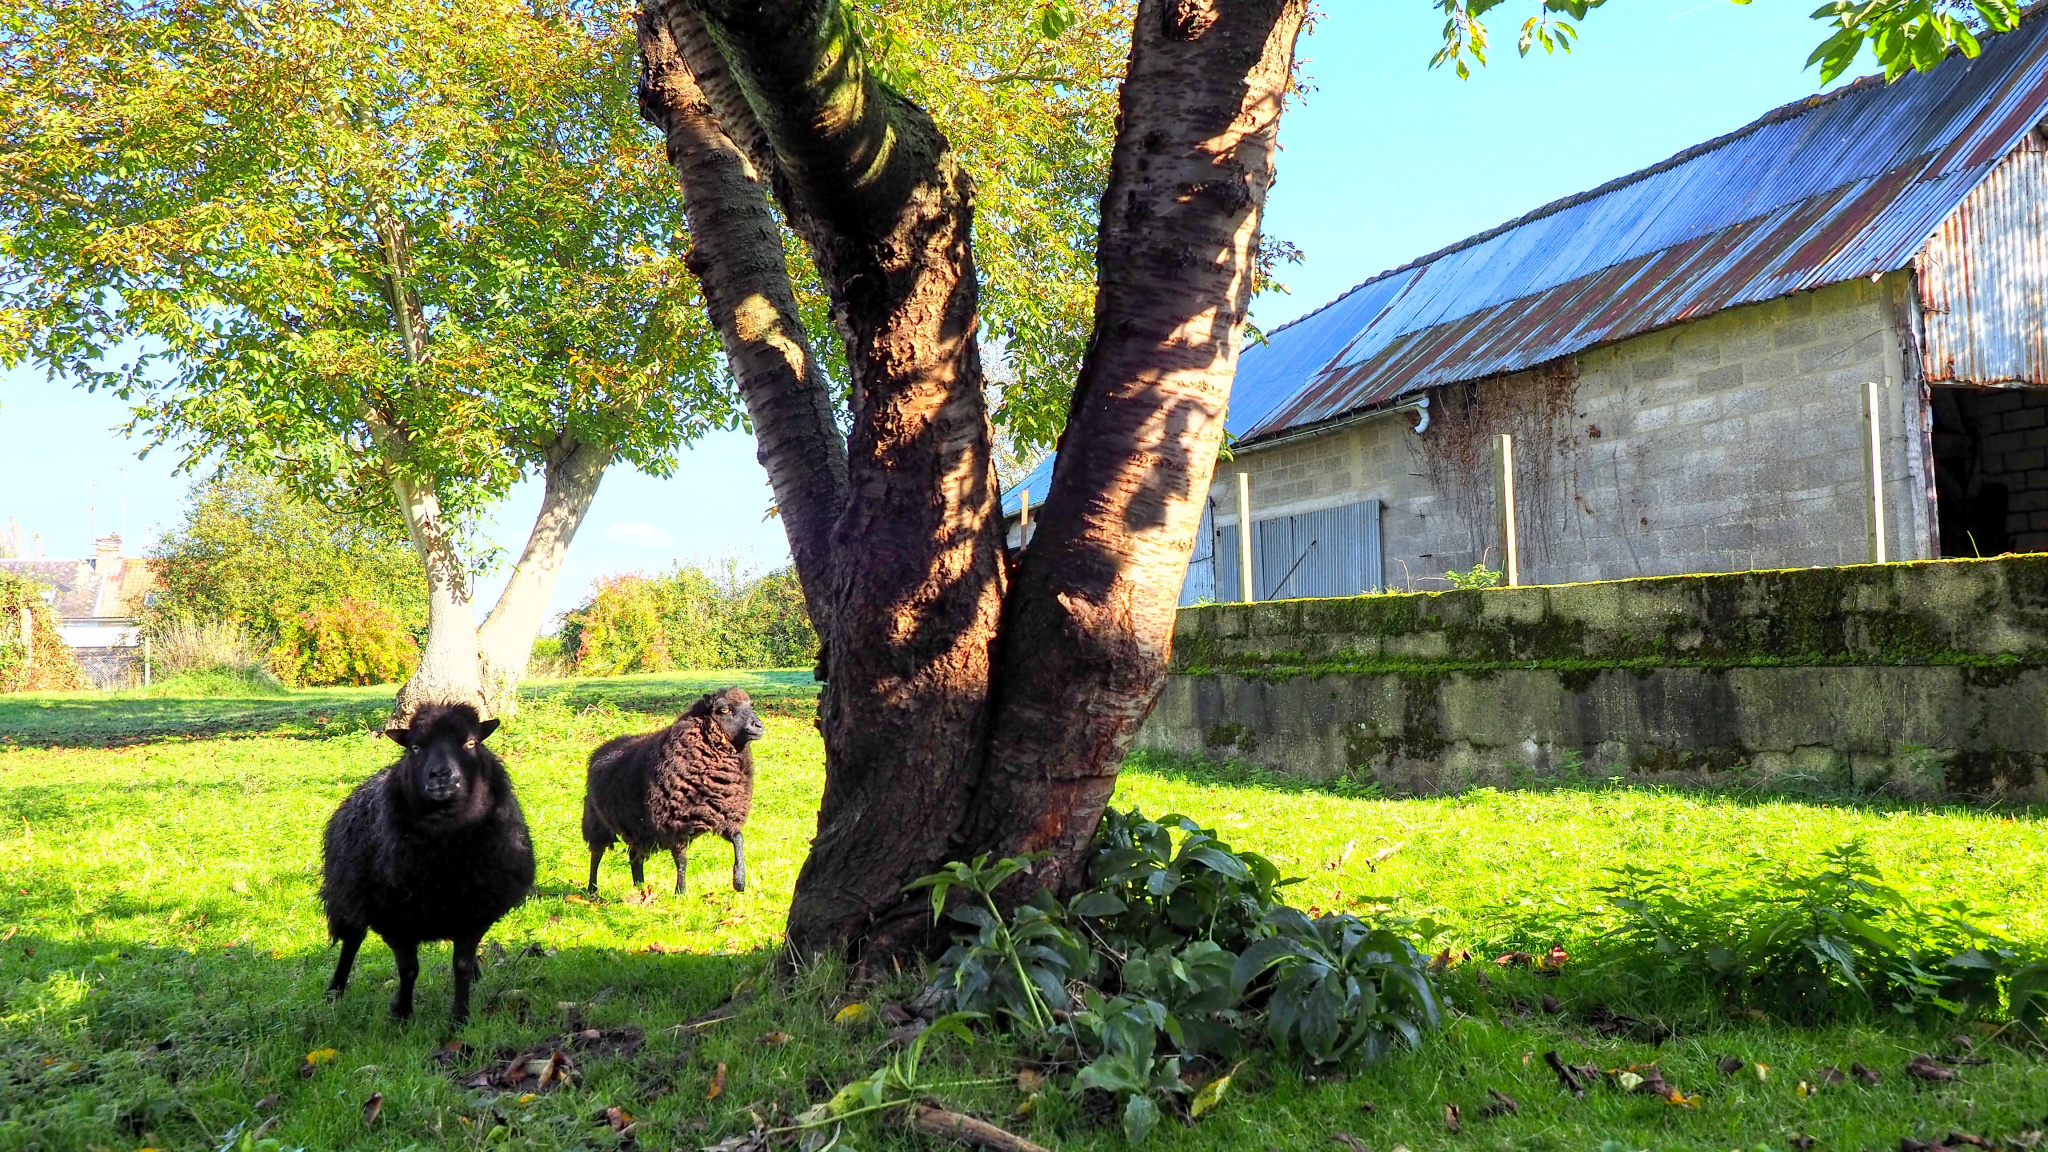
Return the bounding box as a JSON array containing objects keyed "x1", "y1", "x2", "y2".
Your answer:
[{"x1": 1, "y1": 674, "x2": 2044, "y2": 1151}]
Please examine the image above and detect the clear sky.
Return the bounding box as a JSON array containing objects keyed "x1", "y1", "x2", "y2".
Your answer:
[{"x1": 0, "y1": 0, "x2": 1846, "y2": 620}]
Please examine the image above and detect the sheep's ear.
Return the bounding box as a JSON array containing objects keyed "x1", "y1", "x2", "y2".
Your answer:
[
  {"x1": 477, "y1": 719, "x2": 500, "y2": 741},
  {"x1": 384, "y1": 726, "x2": 411, "y2": 746}
]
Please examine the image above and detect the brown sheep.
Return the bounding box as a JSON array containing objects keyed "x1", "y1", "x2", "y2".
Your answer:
[{"x1": 581, "y1": 687, "x2": 763, "y2": 896}]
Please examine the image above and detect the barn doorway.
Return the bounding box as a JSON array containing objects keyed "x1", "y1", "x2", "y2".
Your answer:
[{"x1": 1931, "y1": 385, "x2": 2048, "y2": 558}]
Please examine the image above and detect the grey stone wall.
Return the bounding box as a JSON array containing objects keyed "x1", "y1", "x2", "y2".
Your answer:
[
  {"x1": 1974, "y1": 387, "x2": 2048, "y2": 552},
  {"x1": 1138, "y1": 555, "x2": 2048, "y2": 804},
  {"x1": 1208, "y1": 276, "x2": 1934, "y2": 590}
]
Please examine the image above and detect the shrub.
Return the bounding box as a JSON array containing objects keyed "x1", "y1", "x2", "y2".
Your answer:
[
  {"x1": 908, "y1": 809, "x2": 1444, "y2": 1142},
  {"x1": 270, "y1": 598, "x2": 419, "y2": 687},
  {"x1": 0, "y1": 572, "x2": 88, "y2": 693},
  {"x1": 556, "y1": 562, "x2": 817, "y2": 675},
  {"x1": 146, "y1": 472, "x2": 426, "y2": 639},
  {"x1": 1598, "y1": 841, "x2": 2046, "y2": 1027}
]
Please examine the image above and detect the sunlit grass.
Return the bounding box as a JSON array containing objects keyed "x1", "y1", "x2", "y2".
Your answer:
[{"x1": 0, "y1": 676, "x2": 2043, "y2": 1150}]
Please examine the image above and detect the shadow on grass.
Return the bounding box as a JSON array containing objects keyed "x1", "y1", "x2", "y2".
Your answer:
[
  {"x1": 1122, "y1": 747, "x2": 2048, "y2": 820},
  {"x1": 0, "y1": 670, "x2": 822, "y2": 750}
]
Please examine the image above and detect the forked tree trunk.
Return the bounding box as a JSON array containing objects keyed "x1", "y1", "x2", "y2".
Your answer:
[
  {"x1": 644, "y1": 0, "x2": 1305, "y2": 961},
  {"x1": 476, "y1": 436, "x2": 611, "y2": 715}
]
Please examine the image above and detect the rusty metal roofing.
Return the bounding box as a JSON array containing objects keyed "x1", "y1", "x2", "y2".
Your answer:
[
  {"x1": 1000, "y1": 15, "x2": 2048, "y2": 515},
  {"x1": 1917, "y1": 134, "x2": 2048, "y2": 384},
  {"x1": 1237, "y1": 13, "x2": 2048, "y2": 443}
]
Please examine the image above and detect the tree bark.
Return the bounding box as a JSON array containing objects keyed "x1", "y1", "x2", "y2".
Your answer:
[
  {"x1": 476, "y1": 435, "x2": 611, "y2": 715},
  {"x1": 390, "y1": 469, "x2": 485, "y2": 720},
  {"x1": 636, "y1": 4, "x2": 846, "y2": 622},
  {"x1": 963, "y1": 0, "x2": 1308, "y2": 889},
  {"x1": 680, "y1": 0, "x2": 1009, "y2": 958}
]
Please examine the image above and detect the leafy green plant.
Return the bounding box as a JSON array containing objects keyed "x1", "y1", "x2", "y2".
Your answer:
[
  {"x1": 910, "y1": 855, "x2": 1090, "y2": 1032},
  {"x1": 1233, "y1": 907, "x2": 1444, "y2": 1064},
  {"x1": 1443, "y1": 563, "x2": 1503, "y2": 589},
  {"x1": 1599, "y1": 841, "x2": 2039, "y2": 1023},
  {"x1": 912, "y1": 810, "x2": 1445, "y2": 1142},
  {"x1": 269, "y1": 598, "x2": 418, "y2": 688}
]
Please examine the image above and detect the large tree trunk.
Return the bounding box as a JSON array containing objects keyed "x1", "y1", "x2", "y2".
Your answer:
[
  {"x1": 391, "y1": 470, "x2": 486, "y2": 720},
  {"x1": 681, "y1": 0, "x2": 1010, "y2": 959},
  {"x1": 476, "y1": 435, "x2": 611, "y2": 715},
  {"x1": 960, "y1": 0, "x2": 1307, "y2": 889},
  {"x1": 649, "y1": 0, "x2": 1304, "y2": 961}
]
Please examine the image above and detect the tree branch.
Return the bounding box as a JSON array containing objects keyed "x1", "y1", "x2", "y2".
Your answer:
[{"x1": 637, "y1": 2, "x2": 848, "y2": 623}]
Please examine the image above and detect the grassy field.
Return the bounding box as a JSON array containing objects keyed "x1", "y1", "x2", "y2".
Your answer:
[{"x1": 1, "y1": 673, "x2": 2044, "y2": 1152}]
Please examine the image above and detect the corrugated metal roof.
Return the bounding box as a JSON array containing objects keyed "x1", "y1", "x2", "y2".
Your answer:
[
  {"x1": 1002, "y1": 14, "x2": 2048, "y2": 515},
  {"x1": 1244, "y1": 17, "x2": 2048, "y2": 441},
  {"x1": 1918, "y1": 135, "x2": 2048, "y2": 383}
]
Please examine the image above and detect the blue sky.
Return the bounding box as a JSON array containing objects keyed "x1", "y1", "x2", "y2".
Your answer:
[{"x1": 0, "y1": 0, "x2": 1845, "y2": 620}]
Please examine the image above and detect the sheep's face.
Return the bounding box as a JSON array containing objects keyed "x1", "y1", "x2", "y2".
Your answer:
[
  {"x1": 704, "y1": 689, "x2": 765, "y2": 750},
  {"x1": 386, "y1": 704, "x2": 501, "y2": 810}
]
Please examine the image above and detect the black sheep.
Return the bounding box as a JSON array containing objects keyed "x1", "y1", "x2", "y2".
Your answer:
[
  {"x1": 582, "y1": 687, "x2": 763, "y2": 896},
  {"x1": 321, "y1": 702, "x2": 535, "y2": 1024}
]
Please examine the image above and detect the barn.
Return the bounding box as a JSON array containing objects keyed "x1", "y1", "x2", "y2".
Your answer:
[{"x1": 1005, "y1": 15, "x2": 2048, "y2": 600}]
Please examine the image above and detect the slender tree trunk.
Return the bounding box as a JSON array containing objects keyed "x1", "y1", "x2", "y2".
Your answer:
[
  {"x1": 390, "y1": 470, "x2": 485, "y2": 720},
  {"x1": 962, "y1": 0, "x2": 1308, "y2": 888},
  {"x1": 654, "y1": 0, "x2": 1305, "y2": 960},
  {"x1": 476, "y1": 436, "x2": 611, "y2": 715}
]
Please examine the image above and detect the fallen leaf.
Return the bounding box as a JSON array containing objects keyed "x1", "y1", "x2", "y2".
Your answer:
[
  {"x1": 1542, "y1": 1050, "x2": 1586, "y2": 1097},
  {"x1": 298, "y1": 1048, "x2": 338, "y2": 1078},
  {"x1": 707, "y1": 1061, "x2": 727, "y2": 1100},
  {"x1": 1494, "y1": 951, "x2": 1535, "y2": 968},
  {"x1": 1443, "y1": 1102, "x2": 1461, "y2": 1134},
  {"x1": 1716, "y1": 1055, "x2": 1744, "y2": 1075},
  {"x1": 1331, "y1": 1134, "x2": 1369, "y2": 1152},
  {"x1": 255, "y1": 1094, "x2": 280, "y2": 1114},
  {"x1": 1818, "y1": 1066, "x2": 1846, "y2": 1086},
  {"x1": 1537, "y1": 944, "x2": 1569, "y2": 972},
  {"x1": 518, "y1": 1093, "x2": 536, "y2": 1104},
  {"x1": 1798, "y1": 1079, "x2": 1812, "y2": 1097},
  {"x1": 601, "y1": 1105, "x2": 635, "y2": 1133},
  {"x1": 1906, "y1": 1054, "x2": 1958, "y2": 1083},
  {"x1": 832, "y1": 1003, "x2": 871, "y2": 1026},
  {"x1": 1755, "y1": 1062, "x2": 1770, "y2": 1081},
  {"x1": 1189, "y1": 1069, "x2": 1234, "y2": 1119},
  {"x1": 230, "y1": 880, "x2": 249, "y2": 894},
  {"x1": 1478, "y1": 1088, "x2": 1518, "y2": 1118},
  {"x1": 623, "y1": 887, "x2": 659, "y2": 907},
  {"x1": 564, "y1": 893, "x2": 593, "y2": 905},
  {"x1": 878, "y1": 1003, "x2": 913, "y2": 1026},
  {"x1": 1616, "y1": 1071, "x2": 1644, "y2": 1091},
  {"x1": 1540, "y1": 993, "x2": 1562, "y2": 1014},
  {"x1": 760, "y1": 1031, "x2": 792, "y2": 1045},
  {"x1": 1851, "y1": 1060, "x2": 1881, "y2": 1084},
  {"x1": 362, "y1": 1092, "x2": 383, "y2": 1128},
  {"x1": 1791, "y1": 1137, "x2": 1814, "y2": 1151},
  {"x1": 1940, "y1": 1134, "x2": 1994, "y2": 1150},
  {"x1": 1016, "y1": 1068, "x2": 1045, "y2": 1094},
  {"x1": 536, "y1": 1050, "x2": 569, "y2": 1091}
]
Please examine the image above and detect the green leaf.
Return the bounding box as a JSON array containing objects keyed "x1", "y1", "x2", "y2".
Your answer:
[{"x1": 1122, "y1": 1094, "x2": 1160, "y2": 1144}]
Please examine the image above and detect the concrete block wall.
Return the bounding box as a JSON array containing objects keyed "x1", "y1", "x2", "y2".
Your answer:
[
  {"x1": 1970, "y1": 386, "x2": 2048, "y2": 551},
  {"x1": 1138, "y1": 555, "x2": 2048, "y2": 804},
  {"x1": 1208, "y1": 276, "x2": 1932, "y2": 590}
]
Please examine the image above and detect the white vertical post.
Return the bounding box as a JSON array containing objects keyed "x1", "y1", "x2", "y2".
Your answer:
[
  {"x1": 1496, "y1": 433, "x2": 1520, "y2": 587},
  {"x1": 1018, "y1": 488, "x2": 1030, "y2": 547},
  {"x1": 1866, "y1": 379, "x2": 1888, "y2": 565},
  {"x1": 1236, "y1": 471, "x2": 1254, "y2": 603}
]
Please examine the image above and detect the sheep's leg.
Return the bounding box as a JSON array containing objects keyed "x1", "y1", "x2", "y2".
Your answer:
[
  {"x1": 388, "y1": 938, "x2": 420, "y2": 1021},
  {"x1": 628, "y1": 846, "x2": 648, "y2": 889},
  {"x1": 729, "y1": 831, "x2": 747, "y2": 893},
  {"x1": 326, "y1": 928, "x2": 365, "y2": 1000},
  {"x1": 667, "y1": 840, "x2": 690, "y2": 896},
  {"x1": 449, "y1": 933, "x2": 482, "y2": 1026},
  {"x1": 585, "y1": 843, "x2": 606, "y2": 895}
]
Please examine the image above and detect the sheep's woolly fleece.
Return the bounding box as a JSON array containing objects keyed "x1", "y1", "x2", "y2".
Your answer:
[{"x1": 587, "y1": 689, "x2": 754, "y2": 845}]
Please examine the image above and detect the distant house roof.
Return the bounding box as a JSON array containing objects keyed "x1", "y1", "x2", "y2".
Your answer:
[
  {"x1": 1003, "y1": 14, "x2": 2048, "y2": 514},
  {"x1": 0, "y1": 560, "x2": 100, "y2": 616}
]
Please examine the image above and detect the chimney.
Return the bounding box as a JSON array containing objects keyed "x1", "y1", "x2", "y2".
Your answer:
[{"x1": 95, "y1": 534, "x2": 122, "y2": 570}]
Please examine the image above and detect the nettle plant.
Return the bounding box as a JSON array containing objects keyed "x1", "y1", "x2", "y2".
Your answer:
[{"x1": 908, "y1": 809, "x2": 1444, "y2": 1142}]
